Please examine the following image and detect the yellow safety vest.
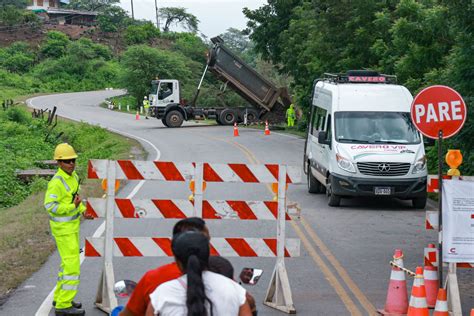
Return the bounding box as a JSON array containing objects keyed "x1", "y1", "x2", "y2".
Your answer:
[
  {"x1": 44, "y1": 168, "x2": 85, "y2": 236},
  {"x1": 143, "y1": 100, "x2": 150, "y2": 109}
]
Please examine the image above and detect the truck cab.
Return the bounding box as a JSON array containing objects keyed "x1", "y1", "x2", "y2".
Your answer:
[
  {"x1": 149, "y1": 79, "x2": 186, "y2": 127},
  {"x1": 304, "y1": 71, "x2": 427, "y2": 208},
  {"x1": 149, "y1": 79, "x2": 180, "y2": 108}
]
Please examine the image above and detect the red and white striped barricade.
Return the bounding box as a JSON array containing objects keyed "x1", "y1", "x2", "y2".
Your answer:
[
  {"x1": 86, "y1": 198, "x2": 296, "y2": 220},
  {"x1": 427, "y1": 175, "x2": 474, "y2": 193},
  {"x1": 85, "y1": 237, "x2": 301, "y2": 258},
  {"x1": 86, "y1": 159, "x2": 301, "y2": 314}
]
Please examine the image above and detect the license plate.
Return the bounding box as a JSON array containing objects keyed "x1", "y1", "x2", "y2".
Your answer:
[{"x1": 374, "y1": 187, "x2": 392, "y2": 195}]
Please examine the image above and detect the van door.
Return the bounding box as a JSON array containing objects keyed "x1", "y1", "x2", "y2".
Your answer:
[
  {"x1": 308, "y1": 105, "x2": 328, "y2": 183},
  {"x1": 320, "y1": 113, "x2": 332, "y2": 175}
]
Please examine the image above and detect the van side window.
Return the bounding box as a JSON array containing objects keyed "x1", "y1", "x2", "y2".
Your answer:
[
  {"x1": 326, "y1": 115, "x2": 332, "y2": 140},
  {"x1": 311, "y1": 106, "x2": 327, "y2": 135}
]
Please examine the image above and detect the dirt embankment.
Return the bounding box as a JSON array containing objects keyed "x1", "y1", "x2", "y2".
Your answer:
[{"x1": 0, "y1": 24, "x2": 123, "y2": 51}]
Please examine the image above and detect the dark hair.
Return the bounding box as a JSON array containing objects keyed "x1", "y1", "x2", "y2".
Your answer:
[
  {"x1": 172, "y1": 217, "x2": 206, "y2": 236},
  {"x1": 208, "y1": 256, "x2": 234, "y2": 280},
  {"x1": 172, "y1": 231, "x2": 213, "y2": 316}
]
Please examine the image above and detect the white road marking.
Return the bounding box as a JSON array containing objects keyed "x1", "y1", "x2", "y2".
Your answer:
[{"x1": 30, "y1": 94, "x2": 161, "y2": 316}]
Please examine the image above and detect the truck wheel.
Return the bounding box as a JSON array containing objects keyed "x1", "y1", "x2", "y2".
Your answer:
[
  {"x1": 219, "y1": 109, "x2": 237, "y2": 125},
  {"x1": 327, "y1": 177, "x2": 341, "y2": 207},
  {"x1": 161, "y1": 118, "x2": 169, "y2": 127},
  {"x1": 239, "y1": 109, "x2": 258, "y2": 123},
  {"x1": 412, "y1": 196, "x2": 427, "y2": 209},
  {"x1": 165, "y1": 110, "x2": 184, "y2": 128},
  {"x1": 216, "y1": 116, "x2": 223, "y2": 125},
  {"x1": 307, "y1": 169, "x2": 322, "y2": 194}
]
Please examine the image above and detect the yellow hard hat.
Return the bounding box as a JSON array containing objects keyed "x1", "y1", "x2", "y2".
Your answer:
[{"x1": 54, "y1": 143, "x2": 78, "y2": 160}]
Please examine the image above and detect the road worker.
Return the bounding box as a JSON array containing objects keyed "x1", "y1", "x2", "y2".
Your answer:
[
  {"x1": 44, "y1": 143, "x2": 87, "y2": 316},
  {"x1": 286, "y1": 103, "x2": 296, "y2": 127},
  {"x1": 143, "y1": 96, "x2": 150, "y2": 119}
]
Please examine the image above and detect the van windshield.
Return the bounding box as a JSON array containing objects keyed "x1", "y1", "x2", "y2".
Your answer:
[{"x1": 335, "y1": 112, "x2": 421, "y2": 144}]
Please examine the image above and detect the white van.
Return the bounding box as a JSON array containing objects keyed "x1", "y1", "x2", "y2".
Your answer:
[{"x1": 303, "y1": 71, "x2": 427, "y2": 208}]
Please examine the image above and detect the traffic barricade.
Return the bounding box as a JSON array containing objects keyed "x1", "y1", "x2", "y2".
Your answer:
[
  {"x1": 425, "y1": 174, "x2": 474, "y2": 315},
  {"x1": 85, "y1": 159, "x2": 302, "y2": 314}
]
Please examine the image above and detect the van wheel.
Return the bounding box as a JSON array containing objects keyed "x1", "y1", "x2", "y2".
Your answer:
[
  {"x1": 327, "y1": 178, "x2": 341, "y2": 206},
  {"x1": 412, "y1": 197, "x2": 427, "y2": 209},
  {"x1": 165, "y1": 110, "x2": 184, "y2": 128},
  {"x1": 307, "y1": 170, "x2": 321, "y2": 194}
]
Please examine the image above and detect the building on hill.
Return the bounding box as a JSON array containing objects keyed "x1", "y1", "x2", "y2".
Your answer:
[{"x1": 27, "y1": 0, "x2": 97, "y2": 26}]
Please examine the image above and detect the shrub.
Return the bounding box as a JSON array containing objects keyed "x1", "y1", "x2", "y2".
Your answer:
[
  {"x1": 40, "y1": 31, "x2": 70, "y2": 59},
  {"x1": 6, "y1": 107, "x2": 31, "y2": 124},
  {"x1": 124, "y1": 22, "x2": 160, "y2": 45}
]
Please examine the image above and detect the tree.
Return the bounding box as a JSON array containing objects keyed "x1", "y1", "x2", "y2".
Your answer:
[
  {"x1": 0, "y1": 0, "x2": 28, "y2": 8},
  {"x1": 172, "y1": 33, "x2": 207, "y2": 62},
  {"x1": 120, "y1": 45, "x2": 191, "y2": 104},
  {"x1": 243, "y1": 0, "x2": 302, "y2": 64},
  {"x1": 97, "y1": 6, "x2": 131, "y2": 32},
  {"x1": 66, "y1": 0, "x2": 119, "y2": 12},
  {"x1": 159, "y1": 7, "x2": 199, "y2": 33},
  {"x1": 219, "y1": 28, "x2": 251, "y2": 54},
  {"x1": 0, "y1": 4, "x2": 38, "y2": 26}
]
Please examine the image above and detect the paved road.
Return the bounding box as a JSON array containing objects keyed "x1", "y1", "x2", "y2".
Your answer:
[{"x1": 1, "y1": 90, "x2": 472, "y2": 315}]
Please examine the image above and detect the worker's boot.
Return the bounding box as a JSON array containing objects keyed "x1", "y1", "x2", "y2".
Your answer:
[
  {"x1": 55, "y1": 306, "x2": 85, "y2": 316},
  {"x1": 53, "y1": 301, "x2": 82, "y2": 308}
]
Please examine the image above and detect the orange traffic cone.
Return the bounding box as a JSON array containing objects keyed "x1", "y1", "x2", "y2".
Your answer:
[
  {"x1": 135, "y1": 111, "x2": 140, "y2": 120},
  {"x1": 407, "y1": 267, "x2": 429, "y2": 316},
  {"x1": 424, "y1": 266, "x2": 438, "y2": 308},
  {"x1": 264, "y1": 121, "x2": 270, "y2": 135},
  {"x1": 432, "y1": 288, "x2": 448, "y2": 316},
  {"x1": 378, "y1": 249, "x2": 408, "y2": 315},
  {"x1": 423, "y1": 243, "x2": 439, "y2": 308},
  {"x1": 470, "y1": 309, "x2": 474, "y2": 316},
  {"x1": 233, "y1": 122, "x2": 239, "y2": 137}
]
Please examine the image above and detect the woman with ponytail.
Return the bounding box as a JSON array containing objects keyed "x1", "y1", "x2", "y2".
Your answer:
[{"x1": 146, "y1": 231, "x2": 252, "y2": 316}]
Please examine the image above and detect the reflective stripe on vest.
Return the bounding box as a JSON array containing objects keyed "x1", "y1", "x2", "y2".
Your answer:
[
  {"x1": 45, "y1": 202, "x2": 59, "y2": 214},
  {"x1": 49, "y1": 212, "x2": 80, "y2": 223},
  {"x1": 53, "y1": 176, "x2": 70, "y2": 192}
]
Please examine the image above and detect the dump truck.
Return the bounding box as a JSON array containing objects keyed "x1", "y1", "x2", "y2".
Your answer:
[{"x1": 149, "y1": 36, "x2": 291, "y2": 128}]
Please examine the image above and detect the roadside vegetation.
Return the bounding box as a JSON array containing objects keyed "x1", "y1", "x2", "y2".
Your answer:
[
  {"x1": 0, "y1": 105, "x2": 143, "y2": 302},
  {"x1": 244, "y1": 0, "x2": 473, "y2": 175}
]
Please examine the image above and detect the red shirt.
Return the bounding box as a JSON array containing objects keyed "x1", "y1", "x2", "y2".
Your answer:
[{"x1": 126, "y1": 262, "x2": 182, "y2": 315}]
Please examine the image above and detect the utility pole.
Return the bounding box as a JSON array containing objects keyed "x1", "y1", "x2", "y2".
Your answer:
[
  {"x1": 154, "y1": 0, "x2": 159, "y2": 30},
  {"x1": 130, "y1": 0, "x2": 135, "y2": 20}
]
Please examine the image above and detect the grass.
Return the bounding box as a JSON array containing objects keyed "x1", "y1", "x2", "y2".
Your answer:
[
  {"x1": 245, "y1": 123, "x2": 306, "y2": 138},
  {"x1": 0, "y1": 102, "x2": 144, "y2": 304}
]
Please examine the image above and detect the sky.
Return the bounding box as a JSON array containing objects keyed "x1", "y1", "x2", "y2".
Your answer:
[{"x1": 119, "y1": 0, "x2": 267, "y2": 37}]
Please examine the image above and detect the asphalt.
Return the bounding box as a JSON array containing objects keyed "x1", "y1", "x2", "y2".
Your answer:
[{"x1": 0, "y1": 90, "x2": 472, "y2": 316}]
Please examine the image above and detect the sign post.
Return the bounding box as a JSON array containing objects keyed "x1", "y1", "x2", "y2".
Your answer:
[{"x1": 410, "y1": 85, "x2": 467, "y2": 286}]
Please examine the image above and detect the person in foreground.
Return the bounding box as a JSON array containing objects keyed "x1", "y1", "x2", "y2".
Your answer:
[
  {"x1": 44, "y1": 143, "x2": 87, "y2": 316},
  {"x1": 120, "y1": 218, "x2": 209, "y2": 316},
  {"x1": 146, "y1": 231, "x2": 252, "y2": 316}
]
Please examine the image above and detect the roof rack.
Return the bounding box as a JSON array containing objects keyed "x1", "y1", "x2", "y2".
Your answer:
[{"x1": 322, "y1": 70, "x2": 397, "y2": 84}]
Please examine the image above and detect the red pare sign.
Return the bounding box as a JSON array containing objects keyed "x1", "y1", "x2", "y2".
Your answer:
[{"x1": 411, "y1": 85, "x2": 466, "y2": 139}]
